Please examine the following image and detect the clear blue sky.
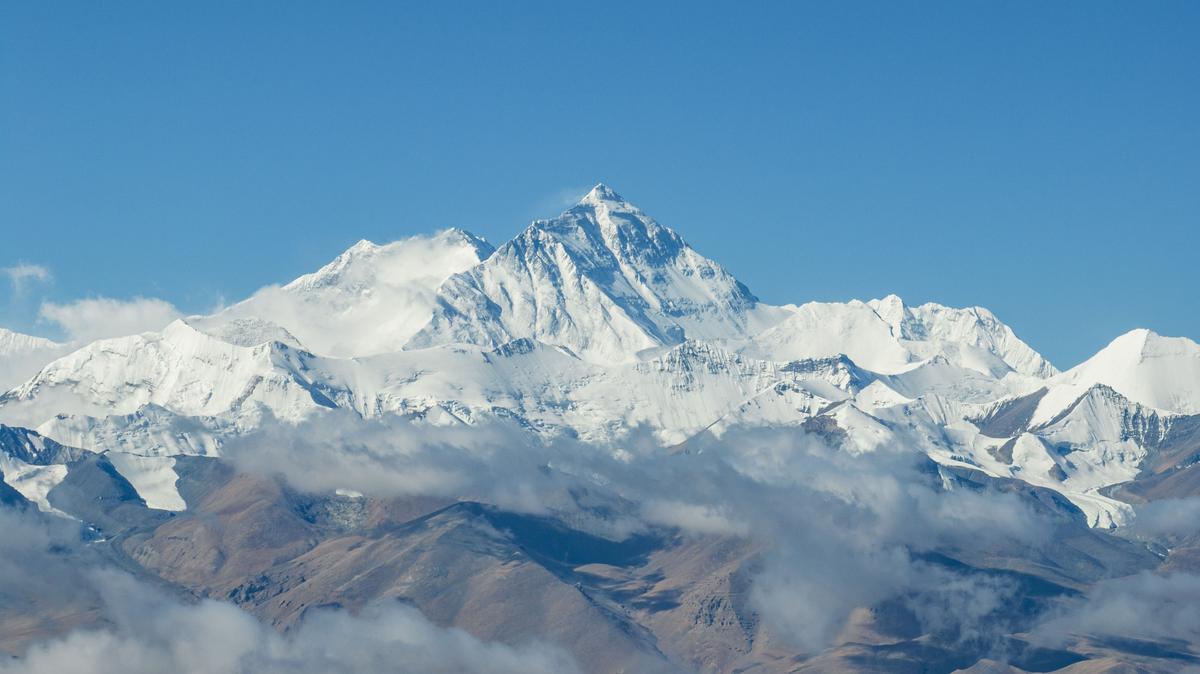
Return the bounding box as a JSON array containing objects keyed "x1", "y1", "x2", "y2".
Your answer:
[{"x1": 2, "y1": 1, "x2": 1197, "y2": 367}]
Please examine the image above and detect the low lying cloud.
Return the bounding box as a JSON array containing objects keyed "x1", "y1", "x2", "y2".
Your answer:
[
  {"x1": 0, "y1": 508, "x2": 103, "y2": 616},
  {"x1": 1035, "y1": 571, "x2": 1200, "y2": 647},
  {"x1": 0, "y1": 407, "x2": 1152, "y2": 668},
  {"x1": 223, "y1": 413, "x2": 1064, "y2": 656},
  {"x1": 0, "y1": 505, "x2": 577, "y2": 674},
  {"x1": 640, "y1": 499, "x2": 749, "y2": 536},
  {"x1": 1128, "y1": 497, "x2": 1200, "y2": 540},
  {"x1": 0, "y1": 346, "x2": 68, "y2": 392},
  {"x1": 39, "y1": 297, "x2": 181, "y2": 343},
  {"x1": 1, "y1": 570, "x2": 578, "y2": 674}
]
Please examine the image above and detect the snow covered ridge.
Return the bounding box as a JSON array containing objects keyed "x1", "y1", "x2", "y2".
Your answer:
[
  {"x1": 0, "y1": 327, "x2": 68, "y2": 392},
  {"x1": 0, "y1": 183, "x2": 1197, "y2": 528},
  {"x1": 0, "y1": 328, "x2": 60, "y2": 356}
]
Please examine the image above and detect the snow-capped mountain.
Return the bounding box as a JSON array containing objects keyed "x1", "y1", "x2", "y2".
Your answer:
[
  {"x1": 734, "y1": 295, "x2": 1056, "y2": 379},
  {"x1": 0, "y1": 184, "x2": 1196, "y2": 531},
  {"x1": 0, "y1": 319, "x2": 351, "y2": 432},
  {"x1": 1031, "y1": 328, "x2": 1200, "y2": 424},
  {"x1": 194, "y1": 228, "x2": 495, "y2": 357},
  {"x1": 955, "y1": 384, "x2": 1176, "y2": 528},
  {"x1": 408, "y1": 185, "x2": 784, "y2": 363}
]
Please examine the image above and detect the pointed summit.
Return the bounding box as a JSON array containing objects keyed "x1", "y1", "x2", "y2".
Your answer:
[
  {"x1": 579, "y1": 183, "x2": 625, "y2": 206},
  {"x1": 1050, "y1": 328, "x2": 1200, "y2": 415},
  {"x1": 409, "y1": 185, "x2": 767, "y2": 363}
]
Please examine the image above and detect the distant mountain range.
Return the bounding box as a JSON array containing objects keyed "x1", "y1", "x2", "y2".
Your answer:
[
  {"x1": 1, "y1": 185, "x2": 1198, "y2": 672},
  {"x1": 3, "y1": 185, "x2": 1196, "y2": 527}
]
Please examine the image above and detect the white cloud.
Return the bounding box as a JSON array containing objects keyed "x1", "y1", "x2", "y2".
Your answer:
[
  {"x1": 3, "y1": 264, "x2": 51, "y2": 292},
  {"x1": 224, "y1": 415, "x2": 1065, "y2": 654},
  {"x1": 0, "y1": 571, "x2": 580, "y2": 674},
  {"x1": 640, "y1": 499, "x2": 749, "y2": 536},
  {"x1": 0, "y1": 413, "x2": 1149, "y2": 667},
  {"x1": 1128, "y1": 497, "x2": 1200, "y2": 539},
  {"x1": 1035, "y1": 571, "x2": 1200, "y2": 647},
  {"x1": 39, "y1": 297, "x2": 182, "y2": 343}
]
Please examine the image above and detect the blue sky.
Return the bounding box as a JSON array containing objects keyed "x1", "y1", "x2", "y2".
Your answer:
[{"x1": 1, "y1": 1, "x2": 1197, "y2": 367}]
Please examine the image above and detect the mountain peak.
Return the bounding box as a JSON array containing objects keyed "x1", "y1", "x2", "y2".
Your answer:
[
  {"x1": 1056, "y1": 327, "x2": 1200, "y2": 415},
  {"x1": 409, "y1": 185, "x2": 764, "y2": 363},
  {"x1": 528, "y1": 185, "x2": 678, "y2": 258},
  {"x1": 579, "y1": 183, "x2": 625, "y2": 206},
  {"x1": 1098, "y1": 328, "x2": 1171, "y2": 363}
]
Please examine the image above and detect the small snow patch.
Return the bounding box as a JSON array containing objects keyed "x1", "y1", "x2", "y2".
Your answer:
[{"x1": 107, "y1": 453, "x2": 186, "y2": 511}]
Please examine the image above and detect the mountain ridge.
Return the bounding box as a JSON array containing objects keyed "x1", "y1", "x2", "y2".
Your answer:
[{"x1": 0, "y1": 184, "x2": 1196, "y2": 532}]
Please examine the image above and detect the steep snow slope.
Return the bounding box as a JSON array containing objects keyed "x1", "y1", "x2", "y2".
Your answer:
[
  {"x1": 408, "y1": 185, "x2": 784, "y2": 363},
  {"x1": 194, "y1": 229, "x2": 495, "y2": 357},
  {"x1": 104, "y1": 452, "x2": 185, "y2": 511},
  {"x1": 0, "y1": 454, "x2": 66, "y2": 513},
  {"x1": 877, "y1": 356, "x2": 1032, "y2": 404},
  {"x1": 735, "y1": 295, "x2": 1055, "y2": 379},
  {"x1": 737, "y1": 300, "x2": 914, "y2": 372}
]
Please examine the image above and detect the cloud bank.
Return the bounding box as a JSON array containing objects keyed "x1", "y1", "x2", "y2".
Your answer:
[
  {"x1": 222, "y1": 413, "x2": 1064, "y2": 656},
  {"x1": 0, "y1": 506, "x2": 577, "y2": 674},
  {"x1": 1, "y1": 571, "x2": 578, "y2": 674},
  {"x1": 0, "y1": 410, "x2": 1171, "y2": 669},
  {"x1": 39, "y1": 297, "x2": 181, "y2": 343}
]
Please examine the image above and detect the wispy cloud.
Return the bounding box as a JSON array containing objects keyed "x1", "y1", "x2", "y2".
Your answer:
[
  {"x1": 531, "y1": 185, "x2": 594, "y2": 218},
  {"x1": 3, "y1": 263, "x2": 52, "y2": 292}
]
